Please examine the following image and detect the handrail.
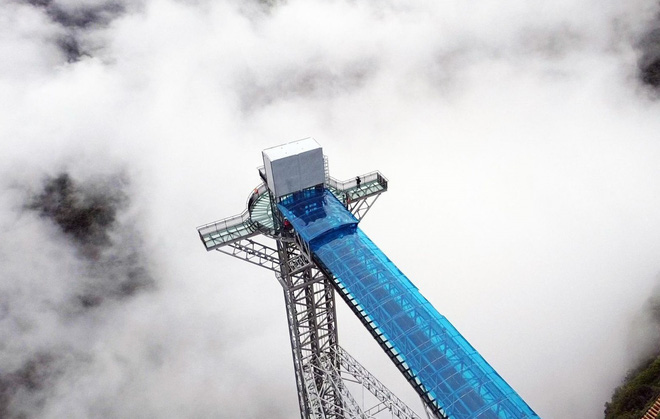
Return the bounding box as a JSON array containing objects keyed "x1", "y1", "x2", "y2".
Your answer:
[
  {"x1": 198, "y1": 170, "x2": 386, "y2": 243},
  {"x1": 196, "y1": 210, "x2": 251, "y2": 239},
  {"x1": 642, "y1": 395, "x2": 660, "y2": 419},
  {"x1": 246, "y1": 183, "x2": 268, "y2": 210},
  {"x1": 197, "y1": 183, "x2": 267, "y2": 240},
  {"x1": 327, "y1": 171, "x2": 388, "y2": 191}
]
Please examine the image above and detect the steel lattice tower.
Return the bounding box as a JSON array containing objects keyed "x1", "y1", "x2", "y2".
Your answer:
[
  {"x1": 197, "y1": 139, "x2": 425, "y2": 419},
  {"x1": 197, "y1": 138, "x2": 538, "y2": 419}
]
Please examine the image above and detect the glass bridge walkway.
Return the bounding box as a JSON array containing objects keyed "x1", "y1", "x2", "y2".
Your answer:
[{"x1": 278, "y1": 188, "x2": 538, "y2": 419}]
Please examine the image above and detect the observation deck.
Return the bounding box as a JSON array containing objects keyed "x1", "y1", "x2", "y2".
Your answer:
[
  {"x1": 197, "y1": 170, "x2": 388, "y2": 251},
  {"x1": 198, "y1": 138, "x2": 538, "y2": 419}
]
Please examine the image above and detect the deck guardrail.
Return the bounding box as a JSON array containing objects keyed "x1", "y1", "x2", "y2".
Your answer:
[
  {"x1": 197, "y1": 184, "x2": 268, "y2": 248},
  {"x1": 327, "y1": 171, "x2": 388, "y2": 191},
  {"x1": 247, "y1": 183, "x2": 269, "y2": 210},
  {"x1": 198, "y1": 170, "x2": 387, "y2": 250},
  {"x1": 197, "y1": 210, "x2": 252, "y2": 241}
]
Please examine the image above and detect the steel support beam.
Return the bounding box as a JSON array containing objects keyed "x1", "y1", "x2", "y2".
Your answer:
[
  {"x1": 217, "y1": 238, "x2": 280, "y2": 272},
  {"x1": 277, "y1": 236, "x2": 343, "y2": 419},
  {"x1": 199, "y1": 169, "x2": 432, "y2": 419}
]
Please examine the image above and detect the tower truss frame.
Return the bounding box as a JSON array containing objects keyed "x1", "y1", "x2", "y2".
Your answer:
[{"x1": 198, "y1": 165, "x2": 430, "y2": 419}]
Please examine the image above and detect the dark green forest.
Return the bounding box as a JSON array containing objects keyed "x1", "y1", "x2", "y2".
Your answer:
[{"x1": 605, "y1": 355, "x2": 660, "y2": 418}]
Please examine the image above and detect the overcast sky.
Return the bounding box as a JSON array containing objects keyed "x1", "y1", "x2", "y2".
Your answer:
[{"x1": 2, "y1": 0, "x2": 660, "y2": 417}]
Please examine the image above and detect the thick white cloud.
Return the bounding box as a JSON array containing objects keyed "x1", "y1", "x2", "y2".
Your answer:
[{"x1": 2, "y1": 0, "x2": 660, "y2": 417}]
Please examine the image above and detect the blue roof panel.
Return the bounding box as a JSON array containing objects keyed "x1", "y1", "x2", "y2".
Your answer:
[
  {"x1": 278, "y1": 188, "x2": 357, "y2": 245},
  {"x1": 279, "y1": 187, "x2": 538, "y2": 419}
]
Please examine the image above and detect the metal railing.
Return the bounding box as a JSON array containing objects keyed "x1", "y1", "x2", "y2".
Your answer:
[
  {"x1": 197, "y1": 211, "x2": 251, "y2": 239},
  {"x1": 246, "y1": 183, "x2": 268, "y2": 210},
  {"x1": 327, "y1": 171, "x2": 388, "y2": 192},
  {"x1": 198, "y1": 167, "x2": 387, "y2": 248},
  {"x1": 196, "y1": 183, "x2": 268, "y2": 244}
]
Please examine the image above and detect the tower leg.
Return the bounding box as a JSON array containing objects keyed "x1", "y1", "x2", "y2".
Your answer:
[{"x1": 277, "y1": 239, "x2": 344, "y2": 419}]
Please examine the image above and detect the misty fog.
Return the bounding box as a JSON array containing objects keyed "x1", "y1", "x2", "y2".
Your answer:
[{"x1": 2, "y1": 0, "x2": 660, "y2": 417}]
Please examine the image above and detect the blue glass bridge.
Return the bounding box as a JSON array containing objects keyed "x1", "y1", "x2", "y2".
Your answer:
[{"x1": 278, "y1": 187, "x2": 538, "y2": 419}]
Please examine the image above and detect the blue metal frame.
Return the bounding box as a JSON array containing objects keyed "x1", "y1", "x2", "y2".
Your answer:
[{"x1": 279, "y1": 188, "x2": 538, "y2": 419}]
